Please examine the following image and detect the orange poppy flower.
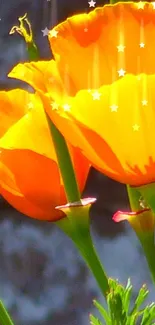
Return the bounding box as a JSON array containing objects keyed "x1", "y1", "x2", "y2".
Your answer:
[
  {"x1": 0, "y1": 89, "x2": 90, "y2": 221},
  {"x1": 8, "y1": 2, "x2": 155, "y2": 186}
]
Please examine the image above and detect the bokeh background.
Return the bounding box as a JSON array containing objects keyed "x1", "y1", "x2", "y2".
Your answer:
[{"x1": 0, "y1": 0, "x2": 154, "y2": 324}]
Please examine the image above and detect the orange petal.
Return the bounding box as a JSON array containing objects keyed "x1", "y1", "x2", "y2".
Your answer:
[
  {"x1": 49, "y1": 2, "x2": 155, "y2": 91},
  {"x1": 9, "y1": 60, "x2": 77, "y2": 98},
  {"x1": 47, "y1": 73, "x2": 155, "y2": 186},
  {"x1": 0, "y1": 149, "x2": 64, "y2": 221},
  {"x1": 0, "y1": 92, "x2": 57, "y2": 160},
  {"x1": 0, "y1": 89, "x2": 29, "y2": 137}
]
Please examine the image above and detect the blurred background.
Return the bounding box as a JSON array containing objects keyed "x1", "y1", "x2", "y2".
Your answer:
[{"x1": 0, "y1": 0, "x2": 154, "y2": 324}]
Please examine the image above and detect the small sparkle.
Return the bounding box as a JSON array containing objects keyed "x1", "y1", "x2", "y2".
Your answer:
[
  {"x1": 110, "y1": 104, "x2": 118, "y2": 112},
  {"x1": 133, "y1": 124, "x2": 140, "y2": 131},
  {"x1": 140, "y1": 42, "x2": 145, "y2": 48},
  {"x1": 42, "y1": 27, "x2": 50, "y2": 37},
  {"x1": 118, "y1": 69, "x2": 126, "y2": 77},
  {"x1": 92, "y1": 91, "x2": 101, "y2": 100},
  {"x1": 117, "y1": 44, "x2": 125, "y2": 52},
  {"x1": 27, "y1": 102, "x2": 34, "y2": 109},
  {"x1": 49, "y1": 29, "x2": 58, "y2": 38},
  {"x1": 142, "y1": 100, "x2": 148, "y2": 106},
  {"x1": 63, "y1": 104, "x2": 71, "y2": 112},
  {"x1": 84, "y1": 28, "x2": 88, "y2": 32},
  {"x1": 51, "y1": 102, "x2": 59, "y2": 110},
  {"x1": 137, "y1": 1, "x2": 145, "y2": 9},
  {"x1": 88, "y1": 0, "x2": 96, "y2": 7}
]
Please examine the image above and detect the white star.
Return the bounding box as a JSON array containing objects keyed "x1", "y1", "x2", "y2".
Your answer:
[
  {"x1": 137, "y1": 1, "x2": 145, "y2": 9},
  {"x1": 110, "y1": 104, "x2": 118, "y2": 112},
  {"x1": 152, "y1": 2, "x2": 155, "y2": 9},
  {"x1": 49, "y1": 29, "x2": 58, "y2": 38},
  {"x1": 118, "y1": 69, "x2": 126, "y2": 77},
  {"x1": 133, "y1": 124, "x2": 140, "y2": 131},
  {"x1": 142, "y1": 100, "x2": 148, "y2": 106},
  {"x1": 117, "y1": 44, "x2": 125, "y2": 52},
  {"x1": 140, "y1": 42, "x2": 145, "y2": 48},
  {"x1": 92, "y1": 91, "x2": 101, "y2": 100},
  {"x1": 88, "y1": 0, "x2": 96, "y2": 7},
  {"x1": 63, "y1": 104, "x2": 70, "y2": 111},
  {"x1": 51, "y1": 102, "x2": 59, "y2": 110},
  {"x1": 27, "y1": 102, "x2": 34, "y2": 109},
  {"x1": 42, "y1": 27, "x2": 50, "y2": 37}
]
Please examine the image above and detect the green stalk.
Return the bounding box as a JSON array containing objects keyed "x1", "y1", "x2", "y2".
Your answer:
[
  {"x1": 46, "y1": 115, "x2": 81, "y2": 203},
  {"x1": 58, "y1": 211, "x2": 109, "y2": 298},
  {"x1": 0, "y1": 301, "x2": 14, "y2": 325},
  {"x1": 139, "y1": 234, "x2": 155, "y2": 284}
]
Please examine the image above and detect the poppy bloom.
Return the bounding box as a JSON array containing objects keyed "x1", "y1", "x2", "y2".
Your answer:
[
  {"x1": 8, "y1": 2, "x2": 155, "y2": 186},
  {"x1": 0, "y1": 89, "x2": 90, "y2": 221}
]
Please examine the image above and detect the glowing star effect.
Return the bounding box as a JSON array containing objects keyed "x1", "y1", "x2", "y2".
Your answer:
[
  {"x1": 140, "y1": 43, "x2": 145, "y2": 48},
  {"x1": 118, "y1": 69, "x2": 126, "y2": 77},
  {"x1": 152, "y1": 2, "x2": 155, "y2": 10},
  {"x1": 142, "y1": 100, "x2": 148, "y2": 106},
  {"x1": 117, "y1": 44, "x2": 125, "y2": 52},
  {"x1": 110, "y1": 104, "x2": 118, "y2": 112},
  {"x1": 84, "y1": 28, "x2": 88, "y2": 32},
  {"x1": 133, "y1": 124, "x2": 140, "y2": 131},
  {"x1": 137, "y1": 1, "x2": 145, "y2": 9},
  {"x1": 88, "y1": 0, "x2": 96, "y2": 7},
  {"x1": 49, "y1": 29, "x2": 58, "y2": 38},
  {"x1": 51, "y1": 102, "x2": 59, "y2": 110},
  {"x1": 27, "y1": 102, "x2": 34, "y2": 109},
  {"x1": 41, "y1": 27, "x2": 50, "y2": 36},
  {"x1": 92, "y1": 91, "x2": 101, "y2": 100},
  {"x1": 63, "y1": 104, "x2": 71, "y2": 111}
]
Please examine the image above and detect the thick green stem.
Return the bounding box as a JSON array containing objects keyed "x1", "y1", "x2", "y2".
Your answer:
[
  {"x1": 76, "y1": 232, "x2": 109, "y2": 298},
  {"x1": 58, "y1": 215, "x2": 109, "y2": 298},
  {"x1": 0, "y1": 301, "x2": 14, "y2": 325},
  {"x1": 126, "y1": 185, "x2": 141, "y2": 211},
  {"x1": 46, "y1": 115, "x2": 81, "y2": 203},
  {"x1": 139, "y1": 234, "x2": 155, "y2": 284}
]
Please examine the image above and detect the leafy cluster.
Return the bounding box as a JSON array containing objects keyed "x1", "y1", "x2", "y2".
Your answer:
[{"x1": 90, "y1": 278, "x2": 155, "y2": 325}]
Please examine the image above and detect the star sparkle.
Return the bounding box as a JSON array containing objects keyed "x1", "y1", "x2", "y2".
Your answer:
[
  {"x1": 152, "y1": 2, "x2": 155, "y2": 9},
  {"x1": 137, "y1": 1, "x2": 145, "y2": 9},
  {"x1": 27, "y1": 102, "x2": 34, "y2": 109},
  {"x1": 140, "y1": 42, "x2": 145, "y2": 48},
  {"x1": 133, "y1": 124, "x2": 140, "y2": 131},
  {"x1": 117, "y1": 44, "x2": 125, "y2": 52},
  {"x1": 63, "y1": 104, "x2": 71, "y2": 111},
  {"x1": 88, "y1": 0, "x2": 96, "y2": 7},
  {"x1": 51, "y1": 102, "x2": 59, "y2": 110},
  {"x1": 42, "y1": 27, "x2": 50, "y2": 37},
  {"x1": 49, "y1": 29, "x2": 58, "y2": 38},
  {"x1": 84, "y1": 28, "x2": 88, "y2": 32},
  {"x1": 92, "y1": 91, "x2": 101, "y2": 100},
  {"x1": 110, "y1": 104, "x2": 118, "y2": 112},
  {"x1": 118, "y1": 69, "x2": 126, "y2": 77},
  {"x1": 142, "y1": 100, "x2": 148, "y2": 106}
]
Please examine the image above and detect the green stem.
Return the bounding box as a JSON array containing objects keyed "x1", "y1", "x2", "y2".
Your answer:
[
  {"x1": 76, "y1": 232, "x2": 109, "y2": 298},
  {"x1": 0, "y1": 301, "x2": 14, "y2": 325},
  {"x1": 126, "y1": 185, "x2": 141, "y2": 211},
  {"x1": 139, "y1": 234, "x2": 155, "y2": 284},
  {"x1": 58, "y1": 216, "x2": 109, "y2": 298},
  {"x1": 46, "y1": 115, "x2": 81, "y2": 203}
]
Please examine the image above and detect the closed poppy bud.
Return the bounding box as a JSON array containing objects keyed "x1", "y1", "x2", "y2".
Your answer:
[
  {"x1": 0, "y1": 89, "x2": 90, "y2": 221},
  {"x1": 8, "y1": 2, "x2": 155, "y2": 188}
]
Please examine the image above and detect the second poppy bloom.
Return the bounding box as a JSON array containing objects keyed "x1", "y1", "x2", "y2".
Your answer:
[
  {"x1": 0, "y1": 89, "x2": 90, "y2": 221},
  {"x1": 8, "y1": 2, "x2": 155, "y2": 187}
]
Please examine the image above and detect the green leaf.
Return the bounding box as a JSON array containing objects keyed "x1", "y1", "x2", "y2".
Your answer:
[
  {"x1": 89, "y1": 313, "x2": 103, "y2": 325},
  {"x1": 130, "y1": 284, "x2": 149, "y2": 315},
  {"x1": 93, "y1": 300, "x2": 111, "y2": 324}
]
